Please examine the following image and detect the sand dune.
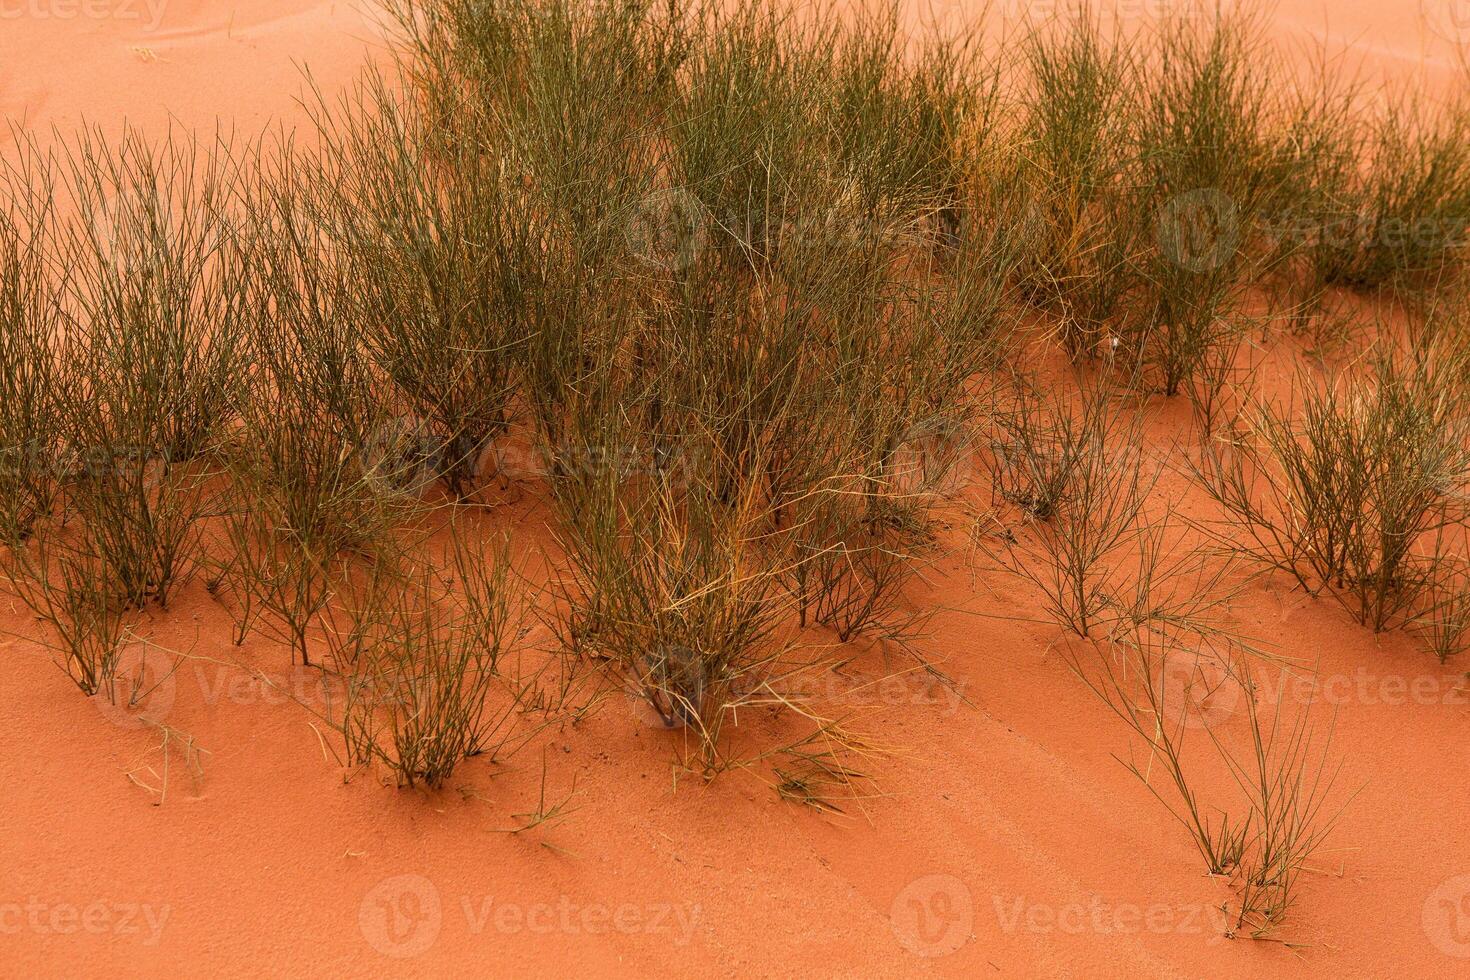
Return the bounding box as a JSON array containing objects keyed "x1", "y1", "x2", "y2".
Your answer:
[
  {"x1": 3, "y1": 2, "x2": 1470, "y2": 977},
  {"x1": 0, "y1": 1, "x2": 384, "y2": 133}
]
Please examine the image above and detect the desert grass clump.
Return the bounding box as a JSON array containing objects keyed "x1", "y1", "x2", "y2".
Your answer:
[
  {"x1": 52, "y1": 126, "x2": 250, "y2": 464},
  {"x1": 326, "y1": 533, "x2": 524, "y2": 788},
  {"x1": 671, "y1": 1, "x2": 998, "y2": 266},
  {"x1": 306, "y1": 67, "x2": 531, "y2": 496},
  {"x1": 55, "y1": 127, "x2": 248, "y2": 607},
  {"x1": 405, "y1": 0, "x2": 677, "y2": 459},
  {"x1": 1, "y1": 127, "x2": 249, "y2": 612},
  {"x1": 1079, "y1": 622, "x2": 1251, "y2": 876},
  {"x1": 1309, "y1": 88, "x2": 1470, "y2": 295},
  {"x1": 211, "y1": 138, "x2": 427, "y2": 664},
  {"x1": 1181, "y1": 312, "x2": 1262, "y2": 440},
  {"x1": 1411, "y1": 559, "x2": 1470, "y2": 663},
  {"x1": 782, "y1": 460, "x2": 927, "y2": 644},
  {"x1": 1015, "y1": 8, "x2": 1143, "y2": 359},
  {"x1": 1193, "y1": 321, "x2": 1470, "y2": 643},
  {"x1": 392, "y1": 0, "x2": 1000, "y2": 766},
  {"x1": 1129, "y1": 12, "x2": 1286, "y2": 396},
  {"x1": 0, "y1": 144, "x2": 153, "y2": 697},
  {"x1": 0, "y1": 148, "x2": 62, "y2": 545},
  {"x1": 670, "y1": 0, "x2": 838, "y2": 264},
  {"x1": 979, "y1": 371, "x2": 1164, "y2": 638},
  {"x1": 820, "y1": 6, "x2": 996, "y2": 246},
  {"x1": 6, "y1": 533, "x2": 130, "y2": 696},
  {"x1": 1076, "y1": 622, "x2": 1347, "y2": 940},
  {"x1": 548, "y1": 392, "x2": 786, "y2": 763},
  {"x1": 1222, "y1": 689, "x2": 1347, "y2": 939},
  {"x1": 1069, "y1": 526, "x2": 1346, "y2": 941},
  {"x1": 1251, "y1": 52, "x2": 1364, "y2": 323},
  {"x1": 984, "y1": 369, "x2": 1110, "y2": 521}
]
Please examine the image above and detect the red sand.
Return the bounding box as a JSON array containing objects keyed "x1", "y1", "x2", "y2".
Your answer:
[{"x1": 3, "y1": 3, "x2": 1470, "y2": 977}]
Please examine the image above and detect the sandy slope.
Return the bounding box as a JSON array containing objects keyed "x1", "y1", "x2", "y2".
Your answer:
[{"x1": 3, "y1": 2, "x2": 1470, "y2": 977}]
